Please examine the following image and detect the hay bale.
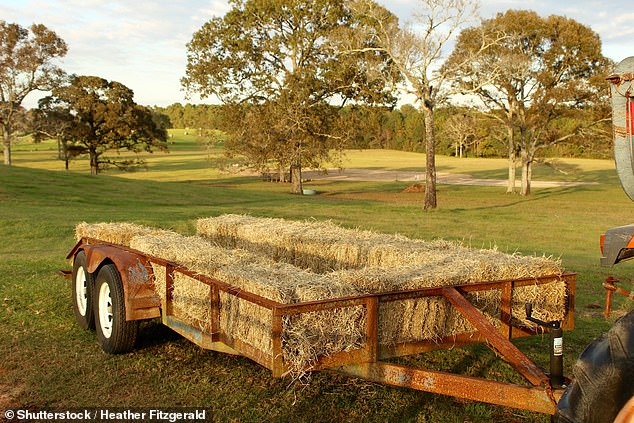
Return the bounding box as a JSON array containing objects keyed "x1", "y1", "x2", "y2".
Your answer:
[
  {"x1": 75, "y1": 221, "x2": 170, "y2": 246},
  {"x1": 196, "y1": 215, "x2": 562, "y2": 278},
  {"x1": 127, "y1": 230, "x2": 363, "y2": 376},
  {"x1": 196, "y1": 214, "x2": 568, "y2": 334},
  {"x1": 76, "y1": 218, "x2": 568, "y2": 377}
]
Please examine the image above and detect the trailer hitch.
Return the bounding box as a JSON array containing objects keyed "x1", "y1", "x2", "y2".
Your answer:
[{"x1": 525, "y1": 303, "x2": 564, "y2": 388}]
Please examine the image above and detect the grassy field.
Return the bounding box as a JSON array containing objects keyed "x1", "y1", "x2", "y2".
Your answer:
[{"x1": 1, "y1": 131, "x2": 633, "y2": 422}]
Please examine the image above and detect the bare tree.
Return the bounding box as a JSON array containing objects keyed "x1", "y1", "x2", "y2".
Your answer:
[
  {"x1": 349, "y1": 0, "x2": 499, "y2": 209},
  {"x1": 0, "y1": 22, "x2": 67, "y2": 165},
  {"x1": 443, "y1": 112, "x2": 482, "y2": 158}
]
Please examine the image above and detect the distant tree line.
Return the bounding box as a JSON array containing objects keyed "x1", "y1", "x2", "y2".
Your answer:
[{"x1": 152, "y1": 102, "x2": 612, "y2": 159}]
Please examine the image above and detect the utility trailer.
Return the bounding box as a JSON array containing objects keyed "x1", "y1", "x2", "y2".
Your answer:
[{"x1": 63, "y1": 236, "x2": 576, "y2": 416}]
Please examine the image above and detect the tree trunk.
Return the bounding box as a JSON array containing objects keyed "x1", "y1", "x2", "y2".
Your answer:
[
  {"x1": 290, "y1": 162, "x2": 303, "y2": 194},
  {"x1": 506, "y1": 126, "x2": 516, "y2": 194},
  {"x1": 423, "y1": 108, "x2": 437, "y2": 210},
  {"x1": 520, "y1": 151, "x2": 531, "y2": 196},
  {"x1": 278, "y1": 166, "x2": 285, "y2": 183},
  {"x1": 3, "y1": 127, "x2": 12, "y2": 166},
  {"x1": 89, "y1": 150, "x2": 99, "y2": 175}
]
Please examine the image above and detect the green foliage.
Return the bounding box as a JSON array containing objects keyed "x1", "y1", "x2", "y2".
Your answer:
[
  {"x1": 37, "y1": 75, "x2": 168, "y2": 175},
  {"x1": 0, "y1": 21, "x2": 67, "y2": 165},
  {"x1": 445, "y1": 9, "x2": 612, "y2": 194},
  {"x1": 182, "y1": 0, "x2": 396, "y2": 194}
]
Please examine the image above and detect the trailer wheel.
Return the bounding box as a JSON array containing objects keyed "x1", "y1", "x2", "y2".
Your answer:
[
  {"x1": 94, "y1": 264, "x2": 138, "y2": 354},
  {"x1": 72, "y1": 251, "x2": 95, "y2": 330},
  {"x1": 556, "y1": 309, "x2": 634, "y2": 423}
]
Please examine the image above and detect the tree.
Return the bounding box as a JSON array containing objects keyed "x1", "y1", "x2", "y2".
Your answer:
[
  {"x1": 182, "y1": 0, "x2": 396, "y2": 194},
  {"x1": 443, "y1": 110, "x2": 482, "y2": 158},
  {"x1": 446, "y1": 10, "x2": 611, "y2": 195},
  {"x1": 0, "y1": 21, "x2": 67, "y2": 165},
  {"x1": 38, "y1": 75, "x2": 167, "y2": 175},
  {"x1": 349, "y1": 0, "x2": 499, "y2": 209},
  {"x1": 31, "y1": 101, "x2": 76, "y2": 169}
]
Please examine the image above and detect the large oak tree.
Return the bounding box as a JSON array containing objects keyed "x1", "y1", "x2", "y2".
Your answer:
[
  {"x1": 182, "y1": 0, "x2": 396, "y2": 194},
  {"x1": 446, "y1": 10, "x2": 611, "y2": 195},
  {"x1": 0, "y1": 21, "x2": 67, "y2": 165},
  {"x1": 38, "y1": 75, "x2": 167, "y2": 175}
]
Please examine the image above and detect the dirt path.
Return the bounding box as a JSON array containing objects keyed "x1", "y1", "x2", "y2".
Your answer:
[{"x1": 303, "y1": 168, "x2": 598, "y2": 188}]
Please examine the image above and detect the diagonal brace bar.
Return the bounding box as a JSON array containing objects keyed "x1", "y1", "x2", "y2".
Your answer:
[{"x1": 442, "y1": 286, "x2": 549, "y2": 387}]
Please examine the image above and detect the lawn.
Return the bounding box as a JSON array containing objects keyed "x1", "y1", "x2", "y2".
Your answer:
[{"x1": 1, "y1": 132, "x2": 632, "y2": 422}]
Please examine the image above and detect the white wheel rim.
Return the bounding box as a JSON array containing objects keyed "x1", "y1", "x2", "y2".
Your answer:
[
  {"x1": 98, "y1": 282, "x2": 113, "y2": 338},
  {"x1": 75, "y1": 266, "x2": 88, "y2": 316}
]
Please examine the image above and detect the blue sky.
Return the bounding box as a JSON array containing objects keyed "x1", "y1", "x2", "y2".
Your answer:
[{"x1": 1, "y1": 0, "x2": 631, "y2": 108}]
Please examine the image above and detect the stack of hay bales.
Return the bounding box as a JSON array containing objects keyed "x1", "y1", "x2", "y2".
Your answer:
[
  {"x1": 196, "y1": 214, "x2": 567, "y2": 344},
  {"x1": 75, "y1": 222, "x2": 364, "y2": 376},
  {"x1": 76, "y1": 216, "x2": 568, "y2": 376}
]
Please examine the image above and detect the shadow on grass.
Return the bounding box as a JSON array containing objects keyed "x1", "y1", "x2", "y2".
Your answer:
[{"x1": 135, "y1": 320, "x2": 182, "y2": 351}]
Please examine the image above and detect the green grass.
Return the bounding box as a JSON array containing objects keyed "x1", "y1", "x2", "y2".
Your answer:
[{"x1": 1, "y1": 132, "x2": 632, "y2": 422}]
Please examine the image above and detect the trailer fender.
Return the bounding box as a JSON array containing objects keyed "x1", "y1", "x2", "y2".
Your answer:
[{"x1": 68, "y1": 241, "x2": 161, "y2": 321}]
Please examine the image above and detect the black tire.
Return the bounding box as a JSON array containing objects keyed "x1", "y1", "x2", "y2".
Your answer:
[
  {"x1": 72, "y1": 250, "x2": 95, "y2": 330},
  {"x1": 94, "y1": 264, "x2": 138, "y2": 354},
  {"x1": 556, "y1": 309, "x2": 634, "y2": 423}
]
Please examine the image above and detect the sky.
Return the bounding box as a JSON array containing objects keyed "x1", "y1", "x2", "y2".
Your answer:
[{"x1": 1, "y1": 0, "x2": 632, "y2": 109}]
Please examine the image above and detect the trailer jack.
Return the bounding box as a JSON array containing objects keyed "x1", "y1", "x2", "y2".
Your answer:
[{"x1": 525, "y1": 303, "x2": 564, "y2": 388}]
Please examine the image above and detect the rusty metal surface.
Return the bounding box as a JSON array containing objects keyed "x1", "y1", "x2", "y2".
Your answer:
[
  {"x1": 335, "y1": 362, "x2": 559, "y2": 415},
  {"x1": 72, "y1": 239, "x2": 161, "y2": 321},
  {"x1": 604, "y1": 277, "x2": 634, "y2": 317},
  {"x1": 364, "y1": 297, "x2": 379, "y2": 363},
  {"x1": 442, "y1": 286, "x2": 549, "y2": 387},
  {"x1": 58, "y1": 269, "x2": 72, "y2": 280},
  {"x1": 276, "y1": 273, "x2": 576, "y2": 315}
]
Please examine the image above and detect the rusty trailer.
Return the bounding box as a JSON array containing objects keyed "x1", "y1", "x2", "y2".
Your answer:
[{"x1": 64, "y1": 236, "x2": 576, "y2": 416}]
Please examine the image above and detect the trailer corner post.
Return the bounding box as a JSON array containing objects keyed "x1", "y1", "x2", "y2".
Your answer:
[
  {"x1": 271, "y1": 308, "x2": 285, "y2": 378},
  {"x1": 364, "y1": 297, "x2": 379, "y2": 363}
]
